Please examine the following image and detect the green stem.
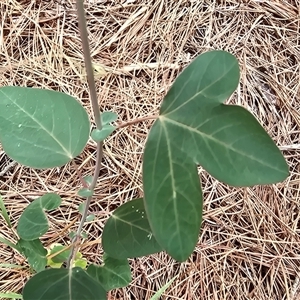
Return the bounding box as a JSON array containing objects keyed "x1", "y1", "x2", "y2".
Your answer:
[{"x1": 66, "y1": 0, "x2": 103, "y2": 269}]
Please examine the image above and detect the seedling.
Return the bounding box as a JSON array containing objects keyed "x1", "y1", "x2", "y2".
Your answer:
[{"x1": 0, "y1": 1, "x2": 289, "y2": 299}]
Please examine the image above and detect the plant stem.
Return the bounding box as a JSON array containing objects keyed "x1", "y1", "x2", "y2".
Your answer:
[
  {"x1": 66, "y1": 0, "x2": 103, "y2": 269},
  {"x1": 117, "y1": 115, "x2": 159, "y2": 129},
  {"x1": 76, "y1": 0, "x2": 101, "y2": 130}
]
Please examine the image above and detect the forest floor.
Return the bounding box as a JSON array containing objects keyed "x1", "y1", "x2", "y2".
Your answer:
[{"x1": 0, "y1": 0, "x2": 300, "y2": 299}]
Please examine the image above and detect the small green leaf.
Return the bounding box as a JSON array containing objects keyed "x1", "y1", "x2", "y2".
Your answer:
[
  {"x1": 69, "y1": 231, "x2": 76, "y2": 239},
  {"x1": 87, "y1": 254, "x2": 131, "y2": 291},
  {"x1": 23, "y1": 268, "x2": 107, "y2": 300},
  {"x1": 78, "y1": 188, "x2": 94, "y2": 197},
  {"x1": 91, "y1": 125, "x2": 115, "y2": 142},
  {"x1": 102, "y1": 198, "x2": 163, "y2": 259},
  {"x1": 143, "y1": 50, "x2": 289, "y2": 262},
  {"x1": 0, "y1": 87, "x2": 90, "y2": 169},
  {"x1": 0, "y1": 292, "x2": 22, "y2": 299},
  {"x1": 0, "y1": 194, "x2": 11, "y2": 228},
  {"x1": 83, "y1": 176, "x2": 93, "y2": 185},
  {"x1": 47, "y1": 260, "x2": 63, "y2": 269},
  {"x1": 74, "y1": 258, "x2": 87, "y2": 269},
  {"x1": 78, "y1": 203, "x2": 85, "y2": 214},
  {"x1": 150, "y1": 275, "x2": 178, "y2": 300},
  {"x1": 47, "y1": 244, "x2": 85, "y2": 268},
  {"x1": 17, "y1": 193, "x2": 62, "y2": 241},
  {"x1": 48, "y1": 244, "x2": 70, "y2": 263},
  {"x1": 101, "y1": 111, "x2": 118, "y2": 125},
  {"x1": 86, "y1": 214, "x2": 95, "y2": 222},
  {"x1": 17, "y1": 239, "x2": 47, "y2": 272},
  {"x1": 0, "y1": 235, "x2": 21, "y2": 252},
  {"x1": 81, "y1": 232, "x2": 88, "y2": 239}
]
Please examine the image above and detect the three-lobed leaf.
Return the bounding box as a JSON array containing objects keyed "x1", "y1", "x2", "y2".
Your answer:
[
  {"x1": 102, "y1": 198, "x2": 163, "y2": 259},
  {"x1": 87, "y1": 254, "x2": 131, "y2": 291},
  {"x1": 23, "y1": 268, "x2": 106, "y2": 300},
  {"x1": 17, "y1": 193, "x2": 62, "y2": 241},
  {"x1": 143, "y1": 50, "x2": 289, "y2": 262},
  {"x1": 0, "y1": 87, "x2": 90, "y2": 169}
]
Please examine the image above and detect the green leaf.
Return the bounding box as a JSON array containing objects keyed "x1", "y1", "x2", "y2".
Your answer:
[
  {"x1": 23, "y1": 268, "x2": 107, "y2": 300},
  {"x1": 69, "y1": 231, "x2": 76, "y2": 239},
  {"x1": 159, "y1": 50, "x2": 288, "y2": 184},
  {"x1": 81, "y1": 232, "x2": 88, "y2": 239},
  {"x1": 47, "y1": 244, "x2": 85, "y2": 268},
  {"x1": 17, "y1": 239, "x2": 47, "y2": 272},
  {"x1": 78, "y1": 203, "x2": 85, "y2": 214},
  {"x1": 150, "y1": 275, "x2": 178, "y2": 300},
  {"x1": 87, "y1": 254, "x2": 131, "y2": 291},
  {"x1": 83, "y1": 176, "x2": 93, "y2": 185},
  {"x1": 0, "y1": 87, "x2": 90, "y2": 169},
  {"x1": 17, "y1": 193, "x2": 62, "y2": 241},
  {"x1": 0, "y1": 194, "x2": 11, "y2": 227},
  {"x1": 0, "y1": 235, "x2": 21, "y2": 252},
  {"x1": 91, "y1": 125, "x2": 115, "y2": 142},
  {"x1": 143, "y1": 50, "x2": 289, "y2": 262},
  {"x1": 47, "y1": 260, "x2": 63, "y2": 269},
  {"x1": 161, "y1": 106, "x2": 289, "y2": 185},
  {"x1": 102, "y1": 198, "x2": 163, "y2": 259},
  {"x1": 101, "y1": 111, "x2": 118, "y2": 125},
  {"x1": 74, "y1": 258, "x2": 87, "y2": 269},
  {"x1": 143, "y1": 137, "x2": 202, "y2": 262},
  {"x1": 78, "y1": 188, "x2": 94, "y2": 197},
  {"x1": 48, "y1": 244, "x2": 70, "y2": 263},
  {"x1": 0, "y1": 292, "x2": 22, "y2": 299},
  {"x1": 86, "y1": 214, "x2": 95, "y2": 222}
]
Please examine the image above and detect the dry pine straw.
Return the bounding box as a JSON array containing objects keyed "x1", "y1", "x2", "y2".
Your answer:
[{"x1": 0, "y1": 0, "x2": 300, "y2": 299}]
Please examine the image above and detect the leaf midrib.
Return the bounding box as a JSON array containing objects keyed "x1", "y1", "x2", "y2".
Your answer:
[{"x1": 160, "y1": 121, "x2": 184, "y2": 258}]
